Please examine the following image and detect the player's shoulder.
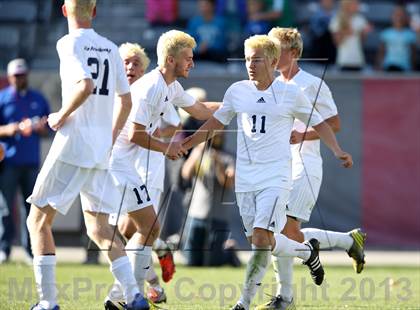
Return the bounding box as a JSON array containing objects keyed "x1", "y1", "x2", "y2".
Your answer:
[
  {"x1": 131, "y1": 69, "x2": 164, "y2": 101},
  {"x1": 226, "y1": 80, "x2": 253, "y2": 93},
  {"x1": 296, "y1": 70, "x2": 330, "y2": 90},
  {"x1": 274, "y1": 77, "x2": 301, "y2": 93}
]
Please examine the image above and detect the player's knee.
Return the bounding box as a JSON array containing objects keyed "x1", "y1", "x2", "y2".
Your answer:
[
  {"x1": 283, "y1": 225, "x2": 304, "y2": 242},
  {"x1": 252, "y1": 229, "x2": 272, "y2": 248},
  {"x1": 86, "y1": 224, "x2": 109, "y2": 244},
  {"x1": 27, "y1": 210, "x2": 51, "y2": 235},
  {"x1": 118, "y1": 218, "x2": 136, "y2": 240}
]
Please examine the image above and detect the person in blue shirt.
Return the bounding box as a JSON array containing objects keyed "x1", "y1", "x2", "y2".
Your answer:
[
  {"x1": 0, "y1": 58, "x2": 50, "y2": 263},
  {"x1": 187, "y1": 0, "x2": 227, "y2": 62},
  {"x1": 377, "y1": 5, "x2": 417, "y2": 72}
]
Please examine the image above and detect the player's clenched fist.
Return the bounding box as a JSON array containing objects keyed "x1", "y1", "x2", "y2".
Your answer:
[
  {"x1": 335, "y1": 150, "x2": 353, "y2": 168},
  {"x1": 47, "y1": 111, "x2": 66, "y2": 131}
]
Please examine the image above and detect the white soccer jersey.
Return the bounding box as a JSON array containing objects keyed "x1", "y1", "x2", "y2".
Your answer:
[
  {"x1": 135, "y1": 104, "x2": 180, "y2": 191},
  {"x1": 213, "y1": 79, "x2": 324, "y2": 192},
  {"x1": 110, "y1": 68, "x2": 193, "y2": 176},
  {"x1": 48, "y1": 28, "x2": 129, "y2": 169},
  {"x1": 277, "y1": 70, "x2": 338, "y2": 178}
]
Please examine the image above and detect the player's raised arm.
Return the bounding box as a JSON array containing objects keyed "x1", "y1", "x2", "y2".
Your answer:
[{"x1": 48, "y1": 78, "x2": 94, "y2": 131}]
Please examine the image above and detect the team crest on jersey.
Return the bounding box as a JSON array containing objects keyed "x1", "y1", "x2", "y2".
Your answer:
[{"x1": 257, "y1": 97, "x2": 266, "y2": 103}]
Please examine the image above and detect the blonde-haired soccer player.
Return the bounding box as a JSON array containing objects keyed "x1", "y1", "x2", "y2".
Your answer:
[
  {"x1": 104, "y1": 29, "x2": 219, "y2": 308},
  {"x1": 182, "y1": 34, "x2": 353, "y2": 310},
  {"x1": 104, "y1": 42, "x2": 180, "y2": 308},
  {"x1": 25, "y1": 1, "x2": 150, "y2": 309},
  {"x1": 254, "y1": 27, "x2": 366, "y2": 309}
]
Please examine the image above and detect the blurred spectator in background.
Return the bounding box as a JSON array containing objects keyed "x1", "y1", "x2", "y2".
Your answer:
[
  {"x1": 187, "y1": 0, "x2": 227, "y2": 62},
  {"x1": 376, "y1": 5, "x2": 417, "y2": 72},
  {"x1": 249, "y1": 0, "x2": 294, "y2": 28},
  {"x1": 182, "y1": 135, "x2": 240, "y2": 267},
  {"x1": 216, "y1": 0, "x2": 247, "y2": 56},
  {"x1": 244, "y1": 0, "x2": 271, "y2": 36},
  {"x1": 330, "y1": 0, "x2": 372, "y2": 71},
  {"x1": 309, "y1": 0, "x2": 337, "y2": 64},
  {"x1": 146, "y1": 0, "x2": 178, "y2": 26},
  {"x1": 0, "y1": 58, "x2": 50, "y2": 264}
]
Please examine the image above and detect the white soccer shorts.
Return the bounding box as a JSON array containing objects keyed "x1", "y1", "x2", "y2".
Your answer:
[
  {"x1": 236, "y1": 187, "x2": 289, "y2": 237},
  {"x1": 286, "y1": 174, "x2": 322, "y2": 222},
  {"x1": 108, "y1": 187, "x2": 162, "y2": 226},
  {"x1": 27, "y1": 159, "x2": 117, "y2": 215}
]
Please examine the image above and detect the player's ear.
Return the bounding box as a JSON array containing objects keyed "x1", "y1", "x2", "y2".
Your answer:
[
  {"x1": 62, "y1": 4, "x2": 68, "y2": 17},
  {"x1": 92, "y1": 5, "x2": 97, "y2": 18}
]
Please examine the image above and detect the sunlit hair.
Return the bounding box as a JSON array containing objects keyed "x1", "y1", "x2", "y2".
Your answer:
[
  {"x1": 244, "y1": 34, "x2": 280, "y2": 62},
  {"x1": 119, "y1": 42, "x2": 150, "y2": 71},
  {"x1": 64, "y1": 0, "x2": 96, "y2": 21},
  {"x1": 156, "y1": 30, "x2": 196, "y2": 68},
  {"x1": 268, "y1": 27, "x2": 303, "y2": 58}
]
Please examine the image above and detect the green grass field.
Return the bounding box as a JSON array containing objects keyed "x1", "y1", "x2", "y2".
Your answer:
[{"x1": 1, "y1": 262, "x2": 419, "y2": 309}]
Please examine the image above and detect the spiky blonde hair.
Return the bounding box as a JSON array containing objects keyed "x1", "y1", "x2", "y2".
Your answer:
[
  {"x1": 119, "y1": 42, "x2": 150, "y2": 72},
  {"x1": 244, "y1": 35, "x2": 280, "y2": 62},
  {"x1": 268, "y1": 27, "x2": 303, "y2": 58},
  {"x1": 156, "y1": 30, "x2": 196, "y2": 68},
  {"x1": 64, "y1": 0, "x2": 96, "y2": 21}
]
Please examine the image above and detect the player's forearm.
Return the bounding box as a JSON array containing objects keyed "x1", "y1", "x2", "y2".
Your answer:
[
  {"x1": 313, "y1": 121, "x2": 343, "y2": 156},
  {"x1": 129, "y1": 130, "x2": 168, "y2": 153},
  {"x1": 183, "y1": 117, "x2": 224, "y2": 150},
  {"x1": 302, "y1": 115, "x2": 341, "y2": 141},
  {"x1": 59, "y1": 79, "x2": 94, "y2": 119},
  {"x1": 159, "y1": 124, "x2": 181, "y2": 138},
  {"x1": 112, "y1": 93, "x2": 132, "y2": 144}
]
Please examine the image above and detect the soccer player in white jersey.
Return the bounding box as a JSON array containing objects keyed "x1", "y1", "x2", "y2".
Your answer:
[
  {"x1": 104, "y1": 42, "x2": 179, "y2": 308},
  {"x1": 254, "y1": 27, "x2": 367, "y2": 310},
  {"x1": 25, "y1": 1, "x2": 148, "y2": 310},
  {"x1": 182, "y1": 35, "x2": 353, "y2": 310},
  {"x1": 104, "y1": 30, "x2": 220, "y2": 309}
]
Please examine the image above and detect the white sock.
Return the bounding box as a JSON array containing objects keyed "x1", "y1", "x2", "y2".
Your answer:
[
  {"x1": 110, "y1": 256, "x2": 139, "y2": 304},
  {"x1": 273, "y1": 256, "x2": 294, "y2": 301},
  {"x1": 146, "y1": 257, "x2": 160, "y2": 287},
  {"x1": 33, "y1": 255, "x2": 57, "y2": 309},
  {"x1": 239, "y1": 246, "x2": 271, "y2": 309},
  {"x1": 107, "y1": 281, "x2": 124, "y2": 302},
  {"x1": 302, "y1": 228, "x2": 353, "y2": 250},
  {"x1": 272, "y1": 233, "x2": 311, "y2": 261},
  {"x1": 126, "y1": 238, "x2": 153, "y2": 295},
  {"x1": 154, "y1": 238, "x2": 169, "y2": 257}
]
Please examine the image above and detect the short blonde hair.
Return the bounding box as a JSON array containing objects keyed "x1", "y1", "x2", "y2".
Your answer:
[
  {"x1": 268, "y1": 27, "x2": 303, "y2": 58},
  {"x1": 244, "y1": 35, "x2": 280, "y2": 62},
  {"x1": 65, "y1": 0, "x2": 96, "y2": 21},
  {"x1": 119, "y1": 42, "x2": 150, "y2": 72},
  {"x1": 156, "y1": 30, "x2": 196, "y2": 68}
]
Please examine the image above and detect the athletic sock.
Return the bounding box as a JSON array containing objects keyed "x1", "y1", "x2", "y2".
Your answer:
[
  {"x1": 239, "y1": 245, "x2": 271, "y2": 309},
  {"x1": 146, "y1": 257, "x2": 160, "y2": 288},
  {"x1": 126, "y1": 237, "x2": 153, "y2": 295},
  {"x1": 302, "y1": 228, "x2": 353, "y2": 250},
  {"x1": 110, "y1": 256, "x2": 139, "y2": 304},
  {"x1": 273, "y1": 255, "x2": 294, "y2": 301},
  {"x1": 272, "y1": 233, "x2": 311, "y2": 262},
  {"x1": 33, "y1": 255, "x2": 57, "y2": 309}
]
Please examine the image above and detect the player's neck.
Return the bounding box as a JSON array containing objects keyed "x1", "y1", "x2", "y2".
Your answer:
[
  {"x1": 67, "y1": 19, "x2": 92, "y2": 32},
  {"x1": 159, "y1": 67, "x2": 176, "y2": 85},
  {"x1": 280, "y1": 63, "x2": 299, "y2": 81},
  {"x1": 253, "y1": 76, "x2": 274, "y2": 91}
]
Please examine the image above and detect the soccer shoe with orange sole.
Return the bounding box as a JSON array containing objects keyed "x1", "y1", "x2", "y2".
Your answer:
[
  {"x1": 158, "y1": 252, "x2": 175, "y2": 283},
  {"x1": 347, "y1": 228, "x2": 367, "y2": 273},
  {"x1": 147, "y1": 286, "x2": 167, "y2": 303}
]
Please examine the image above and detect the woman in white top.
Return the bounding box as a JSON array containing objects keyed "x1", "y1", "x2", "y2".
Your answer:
[{"x1": 329, "y1": 0, "x2": 372, "y2": 71}]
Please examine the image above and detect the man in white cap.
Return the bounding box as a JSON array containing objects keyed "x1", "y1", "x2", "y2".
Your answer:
[{"x1": 0, "y1": 58, "x2": 50, "y2": 264}]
